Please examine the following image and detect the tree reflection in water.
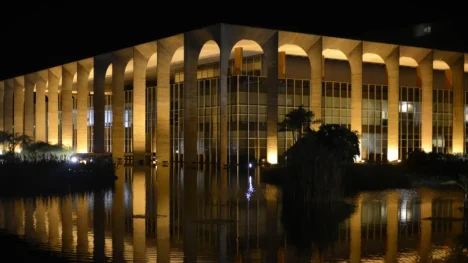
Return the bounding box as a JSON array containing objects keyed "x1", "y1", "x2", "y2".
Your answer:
[
  {"x1": 281, "y1": 186, "x2": 356, "y2": 258},
  {"x1": 276, "y1": 124, "x2": 360, "y2": 258}
]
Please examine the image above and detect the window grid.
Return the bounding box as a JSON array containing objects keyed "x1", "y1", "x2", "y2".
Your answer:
[
  {"x1": 321, "y1": 81, "x2": 351, "y2": 129},
  {"x1": 146, "y1": 86, "x2": 157, "y2": 154},
  {"x1": 198, "y1": 78, "x2": 220, "y2": 163},
  {"x1": 278, "y1": 78, "x2": 310, "y2": 157},
  {"x1": 124, "y1": 90, "x2": 133, "y2": 153},
  {"x1": 361, "y1": 84, "x2": 388, "y2": 162},
  {"x1": 399, "y1": 86, "x2": 422, "y2": 159},
  {"x1": 432, "y1": 89, "x2": 453, "y2": 153},
  {"x1": 87, "y1": 94, "x2": 94, "y2": 153},
  {"x1": 104, "y1": 94, "x2": 112, "y2": 153}
]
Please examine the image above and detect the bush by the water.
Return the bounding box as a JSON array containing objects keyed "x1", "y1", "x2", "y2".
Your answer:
[{"x1": 405, "y1": 150, "x2": 468, "y2": 179}]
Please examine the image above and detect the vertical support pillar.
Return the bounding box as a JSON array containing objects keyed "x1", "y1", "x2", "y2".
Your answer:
[
  {"x1": 386, "y1": 48, "x2": 400, "y2": 161},
  {"x1": 113, "y1": 52, "x2": 131, "y2": 160},
  {"x1": 234, "y1": 47, "x2": 243, "y2": 75},
  {"x1": 308, "y1": 38, "x2": 322, "y2": 129},
  {"x1": 4, "y1": 80, "x2": 13, "y2": 133},
  {"x1": 24, "y1": 75, "x2": 35, "y2": 138},
  {"x1": 278, "y1": 51, "x2": 286, "y2": 79},
  {"x1": 183, "y1": 32, "x2": 200, "y2": 263},
  {"x1": 77, "y1": 59, "x2": 92, "y2": 152},
  {"x1": 134, "y1": 47, "x2": 149, "y2": 164},
  {"x1": 48, "y1": 68, "x2": 61, "y2": 145},
  {"x1": 35, "y1": 71, "x2": 47, "y2": 142},
  {"x1": 14, "y1": 76, "x2": 24, "y2": 135},
  {"x1": 93, "y1": 56, "x2": 109, "y2": 153},
  {"x1": 156, "y1": 39, "x2": 175, "y2": 164},
  {"x1": 62, "y1": 63, "x2": 76, "y2": 148},
  {"x1": 0, "y1": 81, "x2": 4, "y2": 131},
  {"x1": 451, "y1": 55, "x2": 464, "y2": 153},
  {"x1": 219, "y1": 27, "x2": 230, "y2": 167},
  {"x1": 263, "y1": 32, "x2": 279, "y2": 164},
  {"x1": 419, "y1": 52, "x2": 433, "y2": 152},
  {"x1": 349, "y1": 43, "x2": 363, "y2": 158}
]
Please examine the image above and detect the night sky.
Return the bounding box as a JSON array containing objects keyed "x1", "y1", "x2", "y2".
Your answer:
[{"x1": 0, "y1": 7, "x2": 464, "y2": 81}]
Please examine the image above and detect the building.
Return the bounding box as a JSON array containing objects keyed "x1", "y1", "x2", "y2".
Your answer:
[{"x1": 0, "y1": 23, "x2": 467, "y2": 165}]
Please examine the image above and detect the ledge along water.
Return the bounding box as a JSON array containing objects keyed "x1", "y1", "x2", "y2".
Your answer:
[{"x1": 0, "y1": 154, "x2": 117, "y2": 197}]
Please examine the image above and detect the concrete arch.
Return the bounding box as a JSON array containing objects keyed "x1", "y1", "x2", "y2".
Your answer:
[
  {"x1": 278, "y1": 43, "x2": 311, "y2": 79},
  {"x1": 465, "y1": 53, "x2": 468, "y2": 73},
  {"x1": 199, "y1": 40, "x2": 220, "y2": 60},
  {"x1": 146, "y1": 53, "x2": 157, "y2": 82},
  {"x1": 363, "y1": 53, "x2": 385, "y2": 64},
  {"x1": 76, "y1": 58, "x2": 93, "y2": 153},
  {"x1": 400, "y1": 57, "x2": 418, "y2": 67},
  {"x1": 434, "y1": 50, "x2": 465, "y2": 154},
  {"x1": 323, "y1": 48, "x2": 348, "y2": 61},
  {"x1": 278, "y1": 44, "x2": 307, "y2": 57},
  {"x1": 433, "y1": 60, "x2": 450, "y2": 70}
]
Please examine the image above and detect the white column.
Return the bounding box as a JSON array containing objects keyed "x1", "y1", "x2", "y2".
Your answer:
[
  {"x1": 47, "y1": 69, "x2": 61, "y2": 145},
  {"x1": 451, "y1": 56, "x2": 464, "y2": 153},
  {"x1": 349, "y1": 43, "x2": 363, "y2": 159},
  {"x1": 24, "y1": 74, "x2": 35, "y2": 138},
  {"x1": 386, "y1": 48, "x2": 400, "y2": 161},
  {"x1": 77, "y1": 59, "x2": 92, "y2": 152},
  {"x1": 61, "y1": 64, "x2": 76, "y2": 148},
  {"x1": 4, "y1": 80, "x2": 14, "y2": 133},
  {"x1": 35, "y1": 71, "x2": 47, "y2": 142},
  {"x1": 0, "y1": 81, "x2": 4, "y2": 131},
  {"x1": 263, "y1": 32, "x2": 279, "y2": 164},
  {"x1": 419, "y1": 52, "x2": 433, "y2": 152},
  {"x1": 14, "y1": 76, "x2": 24, "y2": 135}
]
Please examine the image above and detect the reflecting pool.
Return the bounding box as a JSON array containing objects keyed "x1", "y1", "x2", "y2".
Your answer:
[{"x1": 0, "y1": 164, "x2": 466, "y2": 262}]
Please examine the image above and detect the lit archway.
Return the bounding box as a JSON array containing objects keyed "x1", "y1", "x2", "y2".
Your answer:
[
  {"x1": 399, "y1": 57, "x2": 418, "y2": 68},
  {"x1": 197, "y1": 40, "x2": 220, "y2": 164},
  {"x1": 363, "y1": 53, "x2": 385, "y2": 64}
]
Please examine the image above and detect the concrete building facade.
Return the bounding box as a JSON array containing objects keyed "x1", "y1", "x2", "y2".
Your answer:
[{"x1": 2, "y1": 23, "x2": 468, "y2": 165}]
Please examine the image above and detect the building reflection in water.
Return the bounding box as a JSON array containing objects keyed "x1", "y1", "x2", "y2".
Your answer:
[{"x1": 0, "y1": 165, "x2": 465, "y2": 262}]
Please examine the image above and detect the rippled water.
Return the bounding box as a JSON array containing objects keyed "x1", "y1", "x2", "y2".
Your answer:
[{"x1": 0, "y1": 165, "x2": 466, "y2": 262}]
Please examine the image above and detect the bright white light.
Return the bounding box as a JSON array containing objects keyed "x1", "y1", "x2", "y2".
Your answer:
[
  {"x1": 246, "y1": 176, "x2": 255, "y2": 201},
  {"x1": 249, "y1": 163, "x2": 252, "y2": 168},
  {"x1": 0, "y1": 149, "x2": 3, "y2": 155},
  {"x1": 70, "y1": 156, "x2": 78, "y2": 163},
  {"x1": 176, "y1": 150, "x2": 179, "y2": 154}
]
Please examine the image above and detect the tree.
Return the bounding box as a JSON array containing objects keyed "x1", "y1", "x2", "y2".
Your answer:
[
  {"x1": 282, "y1": 105, "x2": 320, "y2": 143},
  {"x1": 0, "y1": 131, "x2": 33, "y2": 154}
]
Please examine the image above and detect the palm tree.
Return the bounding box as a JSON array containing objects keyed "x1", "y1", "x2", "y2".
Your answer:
[{"x1": 282, "y1": 105, "x2": 320, "y2": 143}]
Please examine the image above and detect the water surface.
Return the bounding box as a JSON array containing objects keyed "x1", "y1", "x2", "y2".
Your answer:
[{"x1": 0, "y1": 165, "x2": 465, "y2": 262}]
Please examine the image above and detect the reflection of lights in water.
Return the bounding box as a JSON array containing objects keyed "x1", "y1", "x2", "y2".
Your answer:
[
  {"x1": 400, "y1": 199, "x2": 407, "y2": 221},
  {"x1": 104, "y1": 190, "x2": 113, "y2": 210},
  {"x1": 246, "y1": 176, "x2": 255, "y2": 201}
]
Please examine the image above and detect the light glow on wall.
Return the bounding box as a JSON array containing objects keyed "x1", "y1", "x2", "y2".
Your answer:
[
  {"x1": 387, "y1": 147, "x2": 399, "y2": 162},
  {"x1": 267, "y1": 150, "x2": 278, "y2": 164}
]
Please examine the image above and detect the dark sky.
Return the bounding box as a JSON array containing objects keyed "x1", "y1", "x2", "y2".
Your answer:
[{"x1": 0, "y1": 7, "x2": 463, "y2": 81}]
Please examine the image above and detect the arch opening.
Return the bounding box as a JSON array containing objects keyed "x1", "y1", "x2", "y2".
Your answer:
[
  {"x1": 322, "y1": 48, "x2": 348, "y2": 61},
  {"x1": 400, "y1": 57, "x2": 418, "y2": 67},
  {"x1": 363, "y1": 53, "x2": 385, "y2": 64},
  {"x1": 433, "y1": 60, "x2": 450, "y2": 70}
]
